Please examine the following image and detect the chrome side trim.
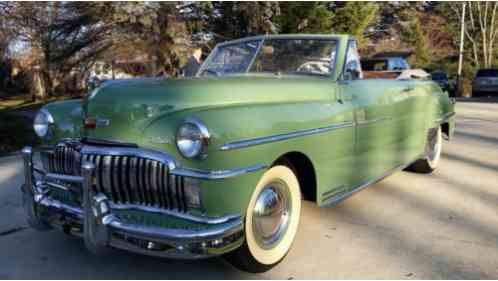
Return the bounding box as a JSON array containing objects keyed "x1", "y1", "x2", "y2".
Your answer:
[
  {"x1": 356, "y1": 117, "x2": 392, "y2": 126},
  {"x1": 219, "y1": 122, "x2": 354, "y2": 151},
  {"x1": 321, "y1": 184, "x2": 346, "y2": 201},
  {"x1": 322, "y1": 154, "x2": 423, "y2": 207},
  {"x1": 435, "y1": 112, "x2": 456, "y2": 123},
  {"x1": 245, "y1": 39, "x2": 265, "y2": 72},
  {"x1": 171, "y1": 163, "x2": 268, "y2": 180}
]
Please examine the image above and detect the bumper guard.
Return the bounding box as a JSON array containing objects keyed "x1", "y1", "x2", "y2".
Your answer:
[{"x1": 21, "y1": 147, "x2": 244, "y2": 259}]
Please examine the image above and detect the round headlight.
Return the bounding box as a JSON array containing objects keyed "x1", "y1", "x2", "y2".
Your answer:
[
  {"x1": 176, "y1": 117, "x2": 210, "y2": 159},
  {"x1": 33, "y1": 109, "x2": 54, "y2": 138}
]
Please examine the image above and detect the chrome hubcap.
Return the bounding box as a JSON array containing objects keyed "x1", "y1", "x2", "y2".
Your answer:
[
  {"x1": 252, "y1": 181, "x2": 291, "y2": 249},
  {"x1": 428, "y1": 130, "x2": 441, "y2": 161}
]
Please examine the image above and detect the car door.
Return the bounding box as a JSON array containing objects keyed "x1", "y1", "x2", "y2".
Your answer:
[
  {"x1": 340, "y1": 41, "x2": 400, "y2": 188},
  {"x1": 390, "y1": 80, "x2": 432, "y2": 164}
]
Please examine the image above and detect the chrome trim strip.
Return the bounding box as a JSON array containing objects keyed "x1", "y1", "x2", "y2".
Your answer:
[
  {"x1": 322, "y1": 154, "x2": 423, "y2": 207},
  {"x1": 245, "y1": 39, "x2": 265, "y2": 72},
  {"x1": 171, "y1": 163, "x2": 268, "y2": 180},
  {"x1": 436, "y1": 112, "x2": 456, "y2": 123},
  {"x1": 321, "y1": 185, "x2": 346, "y2": 201},
  {"x1": 109, "y1": 202, "x2": 241, "y2": 225},
  {"x1": 46, "y1": 181, "x2": 71, "y2": 192},
  {"x1": 106, "y1": 214, "x2": 243, "y2": 243},
  {"x1": 33, "y1": 166, "x2": 46, "y2": 175},
  {"x1": 37, "y1": 195, "x2": 83, "y2": 218},
  {"x1": 356, "y1": 117, "x2": 392, "y2": 126},
  {"x1": 82, "y1": 145, "x2": 177, "y2": 170},
  {"x1": 219, "y1": 122, "x2": 354, "y2": 151},
  {"x1": 45, "y1": 173, "x2": 83, "y2": 183}
]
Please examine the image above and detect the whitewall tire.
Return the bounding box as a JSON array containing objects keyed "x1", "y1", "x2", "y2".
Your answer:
[
  {"x1": 226, "y1": 165, "x2": 301, "y2": 273},
  {"x1": 408, "y1": 126, "x2": 443, "y2": 173}
]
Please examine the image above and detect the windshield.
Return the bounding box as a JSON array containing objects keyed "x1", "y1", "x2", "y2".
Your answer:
[
  {"x1": 199, "y1": 38, "x2": 337, "y2": 77},
  {"x1": 199, "y1": 40, "x2": 260, "y2": 76}
]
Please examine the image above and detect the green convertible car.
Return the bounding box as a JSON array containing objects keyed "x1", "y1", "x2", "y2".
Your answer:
[{"x1": 22, "y1": 34, "x2": 455, "y2": 272}]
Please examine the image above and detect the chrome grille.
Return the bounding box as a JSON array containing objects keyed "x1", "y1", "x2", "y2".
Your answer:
[
  {"x1": 41, "y1": 146, "x2": 188, "y2": 212},
  {"x1": 41, "y1": 145, "x2": 82, "y2": 176}
]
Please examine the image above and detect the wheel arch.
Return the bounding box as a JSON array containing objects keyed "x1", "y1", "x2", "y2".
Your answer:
[
  {"x1": 441, "y1": 122, "x2": 451, "y2": 140},
  {"x1": 272, "y1": 151, "x2": 317, "y2": 202}
]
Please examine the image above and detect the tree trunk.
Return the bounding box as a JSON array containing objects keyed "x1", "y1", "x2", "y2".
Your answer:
[
  {"x1": 31, "y1": 70, "x2": 46, "y2": 101},
  {"x1": 39, "y1": 69, "x2": 52, "y2": 100}
]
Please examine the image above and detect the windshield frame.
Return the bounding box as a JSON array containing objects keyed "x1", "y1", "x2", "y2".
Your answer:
[{"x1": 197, "y1": 35, "x2": 340, "y2": 79}]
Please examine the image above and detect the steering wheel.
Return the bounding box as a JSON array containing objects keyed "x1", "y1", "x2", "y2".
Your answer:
[{"x1": 296, "y1": 61, "x2": 330, "y2": 75}]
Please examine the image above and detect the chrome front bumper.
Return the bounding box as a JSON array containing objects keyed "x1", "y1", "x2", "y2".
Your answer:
[{"x1": 21, "y1": 146, "x2": 244, "y2": 259}]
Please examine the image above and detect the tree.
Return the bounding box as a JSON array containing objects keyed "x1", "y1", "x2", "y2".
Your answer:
[
  {"x1": 401, "y1": 17, "x2": 430, "y2": 68},
  {"x1": 210, "y1": 2, "x2": 280, "y2": 39},
  {"x1": 446, "y1": 2, "x2": 498, "y2": 68},
  {"x1": 276, "y1": 2, "x2": 334, "y2": 34},
  {"x1": 0, "y1": 2, "x2": 112, "y2": 99},
  {"x1": 0, "y1": 12, "x2": 12, "y2": 91},
  {"x1": 331, "y1": 2, "x2": 379, "y2": 46},
  {"x1": 0, "y1": 15, "x2": 10, "y2": 60},
  {"x1": 97, "y1": 2, "x2": 190, "y2": 76}
]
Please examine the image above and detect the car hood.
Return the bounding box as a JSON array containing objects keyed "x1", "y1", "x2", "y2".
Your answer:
[{"x1": 84, "y1": 75, "x2": 333, "y2": 145}]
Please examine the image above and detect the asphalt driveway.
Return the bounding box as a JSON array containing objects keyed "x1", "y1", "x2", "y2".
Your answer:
[{"x1": 0, "y1": 101, "x2": 497, "y2": 279}]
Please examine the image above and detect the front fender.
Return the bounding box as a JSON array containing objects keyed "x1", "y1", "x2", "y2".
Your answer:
[{"x1": 143, "y1": 94, "x2": 349, "y2": 216}]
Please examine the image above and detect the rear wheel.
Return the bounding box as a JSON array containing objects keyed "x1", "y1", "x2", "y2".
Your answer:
[
  {"x1": 408, "y1": 127, "x2": 442, "y2": 174},
  {"x1": 225, "y1": 166, "x2": 301, "y2": 273}
]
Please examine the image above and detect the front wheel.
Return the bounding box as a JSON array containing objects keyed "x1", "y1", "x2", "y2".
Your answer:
[
  {"x1": 408, "y1": 127, "x2": 443, "y2": 174},
  {"x1": 225, "y1": 166, "x2": 301, "y2": 273}
]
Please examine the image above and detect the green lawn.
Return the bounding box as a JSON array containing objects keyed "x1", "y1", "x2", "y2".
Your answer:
[{"x1": 0, "y1": 95, "x2": 66, "y2": 111}]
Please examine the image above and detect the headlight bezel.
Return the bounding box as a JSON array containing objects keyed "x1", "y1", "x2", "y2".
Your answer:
[
  {"x1": 176, "y1": 117, "x2": 210, "y2": 160},
  {"x1": 33, "y1": 109, "x2": 54, "y2": 139}
]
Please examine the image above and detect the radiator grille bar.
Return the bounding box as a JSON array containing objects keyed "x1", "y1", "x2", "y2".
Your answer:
[{"x1": 40, "y1": 146, "x2": 187, "y2": 212}]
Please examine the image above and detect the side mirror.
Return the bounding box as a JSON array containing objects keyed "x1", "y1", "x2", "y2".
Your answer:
[
  {"x1": 344, "y1": 61, "x2": 361, "y2": 80},
  {"x1": 87, "y1": 77, "x2": 101, "y2": 91}
]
